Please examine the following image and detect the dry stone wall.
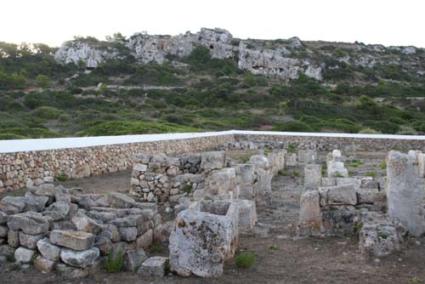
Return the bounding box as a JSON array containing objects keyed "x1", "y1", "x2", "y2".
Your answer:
[{"x1": 0, "y1": 135, "x2": 234, "y2": 193}]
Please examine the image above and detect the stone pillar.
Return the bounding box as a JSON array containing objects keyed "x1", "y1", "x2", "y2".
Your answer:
[
  {"x1": 304, "y1": 164, "x2": 322, "y2": 190},
  {"x1": 386, "y1": 150, "x2": 425, "y2": 237},
  {"x1": 298, "y1": 190, "x2": 322, "y2": 236}
]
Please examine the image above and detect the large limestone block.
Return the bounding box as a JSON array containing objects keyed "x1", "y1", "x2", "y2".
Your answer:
[
  {"x1": 298, "y1": 149, "x2": 317, "y2": 165},
  {"x1": 60, "y1": 247, "x2": 100, "y2": 268},
  {"x1": 138, "y1": 256, "x2": 168, "y2": 277},
  {"x1": 14, "y1": 247, "x2": 35, "y2": 263},
  {"x1": 0, "y1": 196, "x2": 26, "y2": 214},
  {"x1": 249, "y1": 155, "x2": 273, "y2": 205},
  {"x1": 319, "y1": 184, "x2": 357, "y2": 206},
  {"x1": 19, "y1": 232, "x2": 44, "y2": 249},
  {"x1": 108, "y1": 192, "x2": 136, "y2": 208},
  {"x1": 169, "y1": 200, "x2": 239, "y2": 277},
  {"x1": 7, "y1": 211, "x2": 50, "y2": 235},
  {"x1": 298, "y1": 190, "x2": 322, "y2": 236},
  {"x1": 304, "y1": 164, "x2": 322, "y2": 190},
  {"x1": 358, "y1": 211, "x2": 405, "y2": 257},
  {"x1": 200, "y1": 151, "x2": 225, "y2": 171},
  {"x1": 386, "y1": 151, "x2": 425, "y2": 237},
  {"x1": 37, "y1": 238, "x2": 61, "y2": 261},
  {"x1": 50, "y1": 230, "x2": 95, "y2": 251},
  {"x1": 235, "y1": 164, "x2": 255, "y2": 200},
  {"x1": 205, "y1": 168, "x2": 238, "y2": 200},
  {"x1": 43, "y1": 201, "x2": 70, "y2": 221},
  {"x1": 237, "y1": 199, "x2": 257, "y2": 231}
]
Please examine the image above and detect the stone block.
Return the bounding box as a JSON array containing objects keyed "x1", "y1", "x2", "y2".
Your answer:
[
  {"x1": 7, "y1": 230, "x2": 19, "y2": 247},
  {"x1": 358, "y1": 211, "x2": 405, "y2": 257},
  {"x1": 205, "y1": 168, "x2": 238, "y2": 200},
  {"x1": 136, "y1": 229, "x2": 153, "y2": 249},
  {"x1": 298, "y1": 190, "x2": 322, "y2": 236},
  {"x1": 386, "y1": 151, "x2": 425, "y2": 236},
  {"x1": 60, "y1": 247, "x2": 100, "y2": 268},
  {"x1": 304, "y1": 164, "x2": 322, "y2": 190},
  {"x1": 138, "y1": 256, "x2": 168, "y2": 277},
  {"x1": 200, "y1": 151, "x2": 225, "y2": 171},
  {"x1": 43, "y1": 201, "x2": 70, "y2": 221},
  {"x1": 34, "y1": 256, "x2": 55, "y2": 273},
  {"x1": 237, "y1": 199, "x2": 256, "y2": 232},
  {"x1": 14, "y1": 247, "x2": 35, "y2": 263},
  {"x1": 119, "y1": 227, "x2": 138, "y2": 242},
  {"x1": 108, "y1": 192, "x2": 135, "y2": 208},
  {"x1": 7, "y1": 211, "x2": 50, "y2": 235},
  {"x1": 37, "y1": 237, "x2": 61, "y2": 261},
  {"x1": 169, "y1": 200, "x2": 239, "y2": 277},
  {"x1": 0, "y1": 196, "x2": 26, "y2": 214},
  {"x1": 319, "y1": 184, "x2": 357, "y2": 206},
  {"x1": 0, "y1": 225, "x2": 7, "y2": 238},
  {"x1": 71, "y1": 215, "x2": 102, "y2": 234},
  {"x1": 50, "y1": 230, "x2": 95, "y2": 251},
  {"x1": 19, "y1": 232, "x2": 44, "y2": 249},
  {"x1": 124, "y1": 249, "x2": 147, "y2": 272}
]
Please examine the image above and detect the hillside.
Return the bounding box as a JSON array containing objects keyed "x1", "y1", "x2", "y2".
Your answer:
[{"x1": 0, "y1": 28, "x2": 425, "y2": 139}]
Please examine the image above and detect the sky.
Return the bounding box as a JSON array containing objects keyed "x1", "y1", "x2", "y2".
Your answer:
[{"x1": 1, "y1": 0, "x2": 424, "y2": 47}]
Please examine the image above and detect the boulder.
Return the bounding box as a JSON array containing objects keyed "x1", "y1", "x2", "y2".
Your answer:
[
  {"x1": 7, "y1": 230, "x2": 19, "y2": 247},
  {"x1": 0, "y1": 211, "x2": 7, "y2": 224},
  {"x1": 358, "y1": 212, "x2": 405, "y2": 257},
  {"x1": 14, "y1": 247, "x2": 35, "y2": 263},
  {"x1": 124, "y1": 249, "x2": 147, "y2": 272},
  {"x1": 37, "y1": 238, "x2": 61, "y2": 261},
  {"x1": 60, "y1": 247, "x2": 100, "y2": 268},
  {"x1": 43, "y1": 201, "x2": 70, "y2": 221},
  {"x1": 23, "y1": 192, "x2": 49, "y2": 212},
  {"x1": 0, "y1": 196, "x2": 26, "y2": 214},
  {"x1": 119, "y1": 227, "x2": 138, "y2": 242},
  {"x1": 19, "y1": 232, "x2": 44, "y2": 249},
  {"x1": 71, "y1": 215, "x2": 102, "y2": 234},
  {"x1": 108, "y1": 192, "x2": 135, "y2": 208},
  {"x1": 55, "y1": 263, "x2": 90, "y2": 279},
  {"x1": 34, "y1": 256, "x2": 55, "y2": 273},
  {"x1": 7, "y1": 211, "x2": 50, "y2": 234},
  {"x1": 136, "y1": 229, "x2": 153, "y2": 250},
  {"x1": 200, "y1": 151, "x2": 225, "y2": 171},
  {"x1": 169, "y1": 200, "x2": 239, "y2": 277},
  {"x1": 0, "y1": 225, "x2": 7, "y2": 238},
  {"x1": 138, "y1": 256, "x2": 168, "y2": 277},
  {"x1": 50, "y1": 230, "x2": 95, "y2": 251}
]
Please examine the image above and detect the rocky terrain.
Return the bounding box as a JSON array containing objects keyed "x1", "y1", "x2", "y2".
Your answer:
[{"x1": 1, "y1": 28, "x2": 425, "y2": 139}]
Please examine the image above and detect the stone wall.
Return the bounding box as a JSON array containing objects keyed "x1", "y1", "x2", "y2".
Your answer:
[
  {"x1": 235, "y1": 133, "x2": 425, "y2": 153},
  {"x1": 3, "y1": 131, "x2": 425, "y2": 193},
  {"x1": 0, "y1": 135, "x2": 235, "y2": 193}
]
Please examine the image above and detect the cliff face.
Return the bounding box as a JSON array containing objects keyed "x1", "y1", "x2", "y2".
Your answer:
[{"x1": 54, "y1": 28, "x2": 425, "y2": 81}]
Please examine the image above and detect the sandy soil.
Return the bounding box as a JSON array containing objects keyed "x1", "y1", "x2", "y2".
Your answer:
[{"x1": 2, "y1": 167, "x2": 425, "y2": 284}]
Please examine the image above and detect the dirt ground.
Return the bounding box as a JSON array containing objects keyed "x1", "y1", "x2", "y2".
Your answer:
[{"x1": 2, "y1": 165, "x2": 425, "y2": 284}]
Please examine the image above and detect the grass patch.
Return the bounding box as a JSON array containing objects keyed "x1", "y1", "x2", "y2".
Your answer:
[
  {"x1": 235, "y1": 251, "x2": 256, "y2": 269},
  {"x1": 104, "y1": 249, "x2": 125, "y2": 273},
  {"x1": 365, "y1": 171, "x2": 377, "y2": 178},
  {"x1": 148, "y1": 241, "x2": 164, "y2": 254}
]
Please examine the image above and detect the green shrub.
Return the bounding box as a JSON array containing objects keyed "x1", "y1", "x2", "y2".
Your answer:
[
  {"x1": 55, "y1": 172, "x2": 68, "y2": 182},
  {"x1": 235, "y1": 251, "x2": 256, "y2": 269},
  {"x1": 273, "y1": 121, "x2": 313, "y2": 132},
  {"x1": 33, "y1": 106, "x2": 62, "y2": 120},
  {"x1": 105, "y1": 249, "x2": 125, "y2": 273},
  {"x1": 36, "y1": 74, "x2": 51, "y2": 88}
]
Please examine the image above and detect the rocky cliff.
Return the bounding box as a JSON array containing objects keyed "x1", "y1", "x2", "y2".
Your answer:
[{"x1": 54, "y1": 28, "x2": 424, "y2": 81}]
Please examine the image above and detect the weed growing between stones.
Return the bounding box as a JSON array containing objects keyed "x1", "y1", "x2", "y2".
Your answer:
[
  {"x1": 105, "y1": 249, "x2": 125, "y2": 273},
  {"x1": 235, "y1": 251, "x2": 256, "y2": 269}
]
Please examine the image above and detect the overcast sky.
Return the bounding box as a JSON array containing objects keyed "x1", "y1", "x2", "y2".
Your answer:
[{"x1": 1, "y1": 0, "x2": 424, "y2": 47}]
